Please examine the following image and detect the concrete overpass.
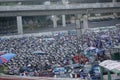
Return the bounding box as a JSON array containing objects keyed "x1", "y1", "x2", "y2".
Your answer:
[
  {"x1": 0, "y1": 0, "x2": 118, "y2": 3},
  {"x1": 0, "y1": 2, "x2": 120, "y2": 34},
  {"x1": 0, "y1": 2, "x2": 120, "y2": 16}
]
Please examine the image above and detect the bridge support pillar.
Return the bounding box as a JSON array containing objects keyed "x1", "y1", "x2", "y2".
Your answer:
[
  {"x1": 52, "y1": 15, "x2": 57, "y2": 28},
  {"x1": 17, "y1": 16, "x2": 23, "y2": 34},
  {"x1": 82, "y1": 15, "x2": 88, "y2": 33},
  {"x1": 62, "y1": 15, "x2": 66, "y2": 27},
  {"x1": 112, "y1": 0, "x2": 117, "y2": 18},
  {"x1": 75, "y1": 19, "x2": 82, "y2": 38},
  {"x1": 113, "y1": 0, "x2": 116, "y2": 5},
  {"x1": 113, "y1": 13, "x2": 117, "y2": 18},
  {"x1": 62, "y1": 0, "x2": 69, "y2": 5},
  {"x1": 83, "y1": 15, "x2": 88, "y2": 29}
]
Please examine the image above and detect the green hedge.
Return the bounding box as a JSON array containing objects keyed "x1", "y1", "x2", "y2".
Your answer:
[{"x1": 111, "y1": 52, "x2": 120, "y2": 60}]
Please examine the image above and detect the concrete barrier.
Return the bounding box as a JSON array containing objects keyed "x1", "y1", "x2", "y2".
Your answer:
[{"x1": 0, "y1": 75, "x2": 84, "y2": 80}]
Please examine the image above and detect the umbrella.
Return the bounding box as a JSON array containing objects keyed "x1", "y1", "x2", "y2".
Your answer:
[
  {"x1": 96, "y1": 49, "x2": 103, "y2": 55},
  {"x1": 53, "y1": 67, "x2": 66, "y2": 75},
  {"x1": 0, "y1": 53, "x2": 16, "y2": 64},
  {"x1": 33, "y1": 50, "x2": 46, "y2": 55},
  {"x1": 100, "y1": 35, "x2": 109, "y2": 39},
  {"x1": 0, "y1": 57, "x2": 7, "y2": 64},
  {"x1": 86, "y1": 47, "x2": 96, "y2": 51},
  {"x1": 0, "y1": 51, "x2": 4, "y2": 55},
  {"x1": 43, "y1": 38, "x2": 55, "y2": 41}
]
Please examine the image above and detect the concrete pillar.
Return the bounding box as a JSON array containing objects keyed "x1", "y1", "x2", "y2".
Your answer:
[
  {"x1": 75, "y1": 19, "x2": 82, "y2": 38},
  {"x1": 43, "y1": 1, "x2": 51, "y2": 5},
  {"x1": 62, "y1": 15, "x2": 66, "y2": 27},
  {"x1": 17, "y1": 2, "x2": 22, "y2": 5},
  {"x1": 112, "y1": 0, "x2": 117, "y2": 18},
  {"x1": 112, "y1": 0, "x2": 116, "y2": 5},
  {"x1": 82, "y1": 15, "x2": 89, "y2": 34},
  {"x1": 83, "y1": 15, "x2": 88, "y2": 29},
  {"x1": 113, "y1": 13, "x2": 117, "y2": 18},
  {"x1": 70, "y1": 16, "x2": 76, "y2": 24},
  {"x1": 76, "y1": 19, "x2": 80, "y2": 29},
  {"x1": 52, "y1": 15, "x2": 57, "y2": 28},
  {"x1": 17, "y1": 16, "x2": 23, "y2": 34}
]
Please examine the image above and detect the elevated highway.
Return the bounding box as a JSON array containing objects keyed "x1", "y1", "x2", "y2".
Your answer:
[
  {"x1": 0, "y1": 0, "x2": 118, "y2": 3},
  {"x1": 0, "y1": 2, "x2": 120, "y2": 35},
  {"x1": 0, "y1": 2, "x2": 120, "y2": 16}
]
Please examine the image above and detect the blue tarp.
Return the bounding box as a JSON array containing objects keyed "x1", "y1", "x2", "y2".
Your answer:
[
  {"x1": 1, "y1": 53, "x2": 16, "y2": 61},
  {"x1": 53, "y1": 67, "x2": 66, "y2": 75}
]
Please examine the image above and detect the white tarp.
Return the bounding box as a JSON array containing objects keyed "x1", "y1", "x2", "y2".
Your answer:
[{"x1": 99, "y1": 60, "x2": 120, "y2": 70}]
